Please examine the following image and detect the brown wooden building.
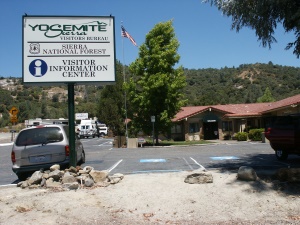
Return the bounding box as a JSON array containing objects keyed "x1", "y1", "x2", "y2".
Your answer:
[{"x1": 171, "y1": 94, "x2": 300, "y2": 141}]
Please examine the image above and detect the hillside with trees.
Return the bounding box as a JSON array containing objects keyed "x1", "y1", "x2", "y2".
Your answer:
[
  {"x1": 184, "y1": 62, "x2": 300, "y2": 106},
  {"x1": 0, "y1": 62, "x2": 300, "y2": 130}
]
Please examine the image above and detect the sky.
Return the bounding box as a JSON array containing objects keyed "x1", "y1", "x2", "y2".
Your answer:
[{"x1": 0, "y1": 0, "x2": 299, "y2": 78}]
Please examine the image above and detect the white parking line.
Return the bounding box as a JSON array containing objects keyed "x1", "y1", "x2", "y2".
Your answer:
[
  {"x1": 0, "y1": 143, "x2": 13, "y2": 146},
  {"x1": 98, "y1": 141, "x2": 112, "y2": 146},
  {"x1": 182, "y1": 157, "x2": 194, "y2": 170},
  {"x1": 108, "y1": 159, "x2": 123, "y2": 172},
  {"x1": 190, "y1": 157, "x2": 206, "y2": 171}
]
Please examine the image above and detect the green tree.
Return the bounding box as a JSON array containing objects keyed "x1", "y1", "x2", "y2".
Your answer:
[
  {"x1": 126, "y1": 20, "x2": 187, "y2": 144},
  {"x1": 0, "y1": 89, "x2": 13, "y2": 106},
  {"x1": 205, "y1": 0, "x2": 300, "y2": 57},
  {"x1": 96, "y1": 61, "x2": 127, "y2": 136},
  {"x1": 40, "y1": 92, "x2": 48, "y2": 118},
  {"x1": 257, "y1": 87, "x2": 275, "y2": 103}
]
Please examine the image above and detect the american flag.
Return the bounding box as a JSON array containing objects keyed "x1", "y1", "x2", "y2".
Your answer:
[{"x1": 121, "y1": 25, "x2": 137, "y2": 46}]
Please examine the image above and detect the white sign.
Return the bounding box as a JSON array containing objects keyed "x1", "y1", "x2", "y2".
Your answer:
[
  {"x1": 75, "y1": 113, "x2": 89, "y2": 120},
  {"x1": 23, "y1": 16, "x2": 116, "y2": 85}
]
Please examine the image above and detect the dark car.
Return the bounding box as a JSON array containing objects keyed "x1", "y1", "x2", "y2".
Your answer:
[{"x1": 265, "y1": 114, "x2": 300, "y2": 160}]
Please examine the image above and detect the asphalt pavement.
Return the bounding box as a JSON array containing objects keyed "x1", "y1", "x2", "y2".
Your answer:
[{"x1": 0, "y1": 132, "x2": 15, "y2": 144}]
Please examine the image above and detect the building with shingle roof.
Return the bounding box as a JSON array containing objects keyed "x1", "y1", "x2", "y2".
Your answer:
[{"x1": 171, "y1": 94, "x2": 300, "y2": 141}]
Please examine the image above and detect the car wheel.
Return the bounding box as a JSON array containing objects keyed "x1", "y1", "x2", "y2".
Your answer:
[
  {"x1": 77, "y1": 150, "x2": 85, "y2": 165},
  {"x1": 275, "y1": 149, "x2": 288, "y2": 161}
]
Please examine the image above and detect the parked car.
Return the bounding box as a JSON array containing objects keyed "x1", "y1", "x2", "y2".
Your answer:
[
  {"x1": 11, "y1": 124, "x2": 85, "y2": 180},
  {"x1": 265, "y1": 114, "x2": 300, "y2": 160}
]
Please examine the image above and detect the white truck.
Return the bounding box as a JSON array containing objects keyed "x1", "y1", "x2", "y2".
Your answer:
[
  {"x1": 78, "y1": 119, "x2": 97, "y2": 139},
  {"x1": 97, "y1": 123, "x2": 108, "y2": 136}
]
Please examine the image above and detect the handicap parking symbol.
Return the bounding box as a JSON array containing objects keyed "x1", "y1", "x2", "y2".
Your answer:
[{"x1": 29, "y1": 59, "x2": 48, "y2": 77}]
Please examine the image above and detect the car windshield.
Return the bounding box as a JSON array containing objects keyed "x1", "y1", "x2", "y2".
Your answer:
[{"x1": 16, "y1": 127, "x2": 63, "y2": 146}]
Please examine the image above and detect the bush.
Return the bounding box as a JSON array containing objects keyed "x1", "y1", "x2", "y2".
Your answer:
[
  {"x1": 248, "y1": 128, "x2": 265, "y2": 141},
  {"x1": 235, "y1": 132, "x2": 248, "y2": 141}
]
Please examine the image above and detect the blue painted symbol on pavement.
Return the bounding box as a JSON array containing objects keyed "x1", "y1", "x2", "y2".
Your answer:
[
  {"x1": 210, "y1": 156, "x2": 239, "y2": 160},
  {"x1": 140, "y1": 159, "x2": 166, "y2": 163},
  {"x1": 29, "y1": 59, "x2": 48, "y2": 77}
]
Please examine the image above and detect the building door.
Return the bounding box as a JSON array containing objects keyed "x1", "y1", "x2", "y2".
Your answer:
[{"x1": 203, "y1": 122, "x2": 219, "y2": 140}]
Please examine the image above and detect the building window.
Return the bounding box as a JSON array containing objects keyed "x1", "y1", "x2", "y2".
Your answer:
[
  {"x1": 222, "y1": 121, "x2": 232, "y2": 132},
  {"x1": 171, "y1": 124, "x2": 182, "y2": 134},
  {"x1": 189, "y1": 123, "x2": 199, "y2": 133}
]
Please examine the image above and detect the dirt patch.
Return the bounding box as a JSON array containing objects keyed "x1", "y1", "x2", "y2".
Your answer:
[{"x1": 0, "y1": 170, "x2": 300, "y2": 224}]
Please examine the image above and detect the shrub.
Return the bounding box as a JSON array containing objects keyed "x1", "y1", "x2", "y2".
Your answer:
[
  {"x1": 248, "y1": 128, "x2": 265, "y2": 141},
  {"x1": 235, "y1": 132, "x2": 248, "y2": 141}
]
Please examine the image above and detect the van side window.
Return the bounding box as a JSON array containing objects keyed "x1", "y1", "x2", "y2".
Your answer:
[{"x1": 16, "y1": 127, "x2": 63, "y2": 146}]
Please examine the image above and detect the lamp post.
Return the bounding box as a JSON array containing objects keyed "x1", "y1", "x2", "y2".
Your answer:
[{"x1": 151, "y1": 116, "x2": 155, "y2": 146}]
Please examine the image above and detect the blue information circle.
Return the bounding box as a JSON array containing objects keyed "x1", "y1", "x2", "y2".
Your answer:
[{"x1": 29, "y1": 59, "x2": 48, "y2": 77}]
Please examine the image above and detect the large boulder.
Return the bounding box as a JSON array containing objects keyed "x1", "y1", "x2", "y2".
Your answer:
[
  {"x1": 237, "y1": 166, "x2": 257, "y2": 181},
  {"x1": 89, "y1": 170, "x2": 109, "y2": 183},
  {"x1": 27, "y1": 171, "x2": 43, "y2": 185},
  {"x1": 184, "y1": 172, "x2": 213, "y2": 184},
  {"x1": 62, "y1": 172, "x2": 77, "y2": 184}
]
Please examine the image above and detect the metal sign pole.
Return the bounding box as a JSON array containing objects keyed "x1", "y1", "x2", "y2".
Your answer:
[
  {"x1": 151, "y1": 116, "x2": 155, "y2": 146},
  {"x1": 68, "y1": 83, "x2": 76, "y2": 167}
]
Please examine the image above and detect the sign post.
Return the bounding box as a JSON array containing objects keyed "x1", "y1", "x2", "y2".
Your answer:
[
  {"x1": 23, "y1": 16, "x2": 116, "y2": 167},
  {"x1": 9, "y1": 106, "x2": 19, "y2": 141},
  {"x1": 23, "y1": 16, "x2": 116, "y2": 85},
  {"x1": 151, "y1": 116, "x2": 155, "y2": 146}
]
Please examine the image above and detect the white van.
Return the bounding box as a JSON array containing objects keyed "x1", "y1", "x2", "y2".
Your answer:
[
  {"x1": 98, "y1": 124, "x2": 108, "y2": 136},
  {"x1": 79, "y1": 120, "x2": 97, "y2": 139}
]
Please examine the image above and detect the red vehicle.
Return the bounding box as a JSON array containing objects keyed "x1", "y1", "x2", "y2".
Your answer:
[{"x1": 264, "y1": 114, "x2": 300, "y2": 160}]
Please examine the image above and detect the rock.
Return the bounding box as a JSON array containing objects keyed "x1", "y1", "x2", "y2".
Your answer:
[
  {"x1": 40, "y1": 178, "x2": 46, "y2": 187},
  {"x1": 237, "y1": 166, "x2": 257, "y2": 181},
  {"x1": 184, "y1": 172, "x2": 213, "y2": 184},
  {"x1": 28, "y1": 184, "x2": 39, "y2": 189},
  {"x1": 46, "y1": 178, "x2": 61, "y2": 188},
  {"x1": 27, "y1": 171, "x2": 43, "y2": 185},
  {"x1": 21, "y1": 181, "x2": 29, "y2": 189},
  {"x1": 48, "y1": 169, "x2": 64, "y2": 181},
  {"x1": 42, "y1": 173, "x2": 49, "y2": 179},
  {"x1": 277, "y1": 168, "x2": 300, "y2": 182},
  {"x1": 62, "y1": 182, "x2": 79, "y2": 190},
  {"x1": 108, "y1": 173, "x2": 124, "y2": 184},
  {"x1": 50, "y1": 164, "x2": 60, "y2": 171},
  {"x1": 84, "y1": 177, "x2": 94, "y2": 187},
  {"x1": 83, "y1": 166, "x2": 94, "y2": 173},
  {"x1": 89, "y1": 170, "x2": 108, "y2": 183},
  {"x1": 62, "y1": 172, "x2": 77, "y2": 184},
  {"x1": 68, "y1": 166, "x2": 78, "y2": 173},
  {"x1": 16, "y1": 166, "x2": 123, "y2": 189}
]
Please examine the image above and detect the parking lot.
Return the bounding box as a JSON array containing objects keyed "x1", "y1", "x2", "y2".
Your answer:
[{"x1": 1, "y1": 135, "x2": 300, "y2": 185}]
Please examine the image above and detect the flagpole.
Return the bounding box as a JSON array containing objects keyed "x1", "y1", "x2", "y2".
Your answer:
[{"x1": 121, "y1": 21, "x2": 129, "y2": 147}]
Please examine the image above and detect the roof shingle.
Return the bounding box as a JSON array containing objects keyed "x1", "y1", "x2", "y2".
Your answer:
[{"x1": 172, "y1": 94, "x2": 300, "y2": 122}]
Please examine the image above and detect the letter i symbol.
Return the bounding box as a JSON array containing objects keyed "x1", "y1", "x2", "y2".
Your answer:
[
  {"x1": 29, "y1": 59, "x2": 48, "y2": 77},
  {"x1": 34, "y1": 60, "x2": 42, "y2": 76}
]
